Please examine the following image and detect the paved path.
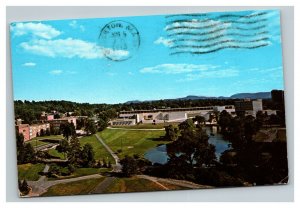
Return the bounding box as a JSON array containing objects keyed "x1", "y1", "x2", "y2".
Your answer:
[
  {"x1": 107, "y1": 127, "x2": 165, "y2": 131},
  {"x1": 95, "y1": 134, "x2": 122, "y2": 172},
  {"x1": 34, "y1": 143, "x2": 58, "y2": 151},
  {"x1": 90, "y1": 177, "x2": 116, "y2": 194},
  {"x1": 27, "y1": 174, "x2": 103, "y2": 197},
  {"x1": 37, "y1": 158, "x2": 68, "y2": 163},
  {"x1": 136, "y1": 175, "x2": 212, "y2": 189}
]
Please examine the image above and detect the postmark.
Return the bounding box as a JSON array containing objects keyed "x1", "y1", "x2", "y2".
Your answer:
[{"x1": 99, "y1": 20, "x2": 140, "y2": 61}]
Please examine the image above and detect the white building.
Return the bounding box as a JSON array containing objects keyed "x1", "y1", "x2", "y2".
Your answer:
[{"x1": 111, "y1": 105, "x2": 235, "y2": 126}]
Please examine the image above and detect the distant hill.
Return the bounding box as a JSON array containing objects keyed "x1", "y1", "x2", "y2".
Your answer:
[
  {"x1": 230, "y1": 92, "x2": 271, "y2": 99},
  {"x1": 124, "y1": 92, "x2": 271, "y2": 104},
  {"x1": 124, "y1": 100, "x2": 141, "y2": 104},
  {"x1": 177, "y1": 95, "x2": 218, "y2": 100}
]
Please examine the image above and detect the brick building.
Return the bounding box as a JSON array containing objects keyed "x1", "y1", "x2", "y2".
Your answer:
[{"x1": 16, "y1": 124, "x2": 30, "y2": 141}]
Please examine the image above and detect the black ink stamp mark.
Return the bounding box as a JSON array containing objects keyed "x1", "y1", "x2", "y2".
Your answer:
[{"x1": 99, "y1": 20, "x2": 140, "y2": 61}]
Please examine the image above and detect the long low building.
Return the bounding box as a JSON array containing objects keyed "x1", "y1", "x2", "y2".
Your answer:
[{"x1": 110, "y1": 105, "x2": 235, "y2": 126}]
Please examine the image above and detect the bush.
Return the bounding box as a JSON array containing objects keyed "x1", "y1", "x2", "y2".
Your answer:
[{"x1": 194, "y1": 168, "x2": 243, "y2": 187}]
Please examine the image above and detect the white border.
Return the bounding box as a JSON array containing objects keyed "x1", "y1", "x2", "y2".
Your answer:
[{"x1": 2, "y1": 0, "x2": 299, "y2": 207}]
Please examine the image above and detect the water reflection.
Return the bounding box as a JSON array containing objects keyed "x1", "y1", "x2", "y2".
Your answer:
[{"x1": 144, "y1": 126, "x2": 231, "y2": 164}]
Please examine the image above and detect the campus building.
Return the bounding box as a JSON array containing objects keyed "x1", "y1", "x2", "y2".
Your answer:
[
  {"x1": 29, "y1": 123, "x2": 50, "y2": 138},
  {"x1": 47, "y1": 117, "x2": 77, "y2": 129},
  {"x1": 15, "y1": 123, "x2": 50, "y2": 141},
  {"x1": 234, "y1": 99, "x2": 263, "y2": 117},
  {"x1": 16, "y1": 124, "x2": 31, "y2": 141},
  {"x1": 110, "y1": 105, "x2": 235, "y2": 126}
]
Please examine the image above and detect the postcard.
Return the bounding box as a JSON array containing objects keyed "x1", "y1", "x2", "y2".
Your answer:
[{"x1": 10, "y1": 9, "x2": 288, "y2": 197}]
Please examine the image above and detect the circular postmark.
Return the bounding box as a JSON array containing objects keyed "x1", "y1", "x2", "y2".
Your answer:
[{"x1": 99, "y1": 20, "x2": 140, "y2": 61}]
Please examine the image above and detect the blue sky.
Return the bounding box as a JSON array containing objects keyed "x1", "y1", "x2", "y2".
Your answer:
[{"x1": 10, "y1": 10, "x2": 284, "y2": 104}]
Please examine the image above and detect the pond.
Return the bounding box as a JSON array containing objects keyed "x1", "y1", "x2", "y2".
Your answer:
[{"x1": 144, "y1": 126, "x2": 231, "y2": 165}]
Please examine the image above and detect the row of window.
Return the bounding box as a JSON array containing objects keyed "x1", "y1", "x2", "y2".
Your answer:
[{"x1": 120, "y1": 105, "x2": 235, "y2": 114}]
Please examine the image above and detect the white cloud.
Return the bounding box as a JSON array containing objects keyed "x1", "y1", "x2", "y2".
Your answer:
[
  {"x1": 140, "y1": 63, "x2": 238, "y2": 82},
  {"x1": 140, "y1": 64, "x2": 218, "y2": 74},
  {"x1": 69, "y1": 20, "x2": 77, "y2": 28},
  {"x1": 20, "y1": 38, "x2": 129, "y2": 60},
  {"x1": 106, "y1": 72, "x2": 116, "y2": 76},
  {"x1": 178, "y1": 68, "x2": 239, "y2": 82},
  {"x1": 10, "y1": 22, "x2": 61, "y2": 39},
  {"x1": 69, "y1": 20, "x2": 85, "y2": 32},
  {"x1": 49, "y1": 70, "x2": 63, "y2": 75},
  {"x1": 154, "y1": 37, "x2": 173, "y2": 47},
  {"x1": 22, "y1": 62, "x2": 36, "y2": 67}
]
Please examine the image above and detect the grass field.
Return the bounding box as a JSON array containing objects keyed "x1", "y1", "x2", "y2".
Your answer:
[
  {"x1": 158, "y1": 181, "x2": 191, "y2": 190},
  {"x1": 42, "y1": 177, "x2": 105, "y2": 196},
  {"x1": 18, "y1": 163, "x2": 45, "y2": 181},
  {"x1": 79, "y1": 135, "x2": 114, "y2": 163},
  {"x1": 112, "y1": 122, "x2": 180, "y2": 129},
  {"x1": 26, "y1": 135, "x2": 64, "y2": 147},
  {"x1": 48, "y1": 167, "x2": 112, "y2": 180},
  {"x1": 47, "y1": 148, "x2": 65, "y2": 159},
  {"x1": 103, "y1": 177, "x2": 164, "y2": 193},
  {"x1": 98, "y1": 129, "x2": 169, "y2": 159}
]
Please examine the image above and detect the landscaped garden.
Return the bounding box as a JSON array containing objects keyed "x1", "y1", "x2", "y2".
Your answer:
[
  {"x1": 18, "y1": 163, "x2": 45, "y2": 181},
  {"x1": 97, "y1": 128, "x2": 169, "y2": 159}
]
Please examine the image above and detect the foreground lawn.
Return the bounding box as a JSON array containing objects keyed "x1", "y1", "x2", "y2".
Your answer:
[
  {"x1": 18, "y1": 163, "x2": 45, "y2": 181},
  {"x1": 42, "y1": 177, "x2": 105, "y2": 196},
  {"x1": 26, "y1": 138, "x2": 47, "y2": 147},
  {"x1": 98, "y1": 129, "x2": 168, "y2": 159},
  {"x1": 26, "y1": 135, "x2": 63, "y2": 147},
  {"x1": 47, "y1": 148, "x2": 65, "y2": 159},
  {"x1": 104, "y1": 177, "x2": 164, "y2": 193},
  {"x1": 158, "y1": 181, "x2": 191, "y2": 190},
  {"x1": 112, "y1": 122, "x2": 180, "y2": 129},
  {"x1": 79, "y1": 135, "x2": 114, "y2": 163},
  {"x1": 48, "y1": 167, "x2": 112, "y2": 180}
]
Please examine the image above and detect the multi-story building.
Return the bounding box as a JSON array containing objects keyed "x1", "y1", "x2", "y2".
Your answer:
[
  {"x1": 16, "y1": 124, "x2": 31, "y2": 141},
  {"x1": 29, "y1": 123, "x2": 50, "y2": 138},
  {"x1": 48, "y1": 117, "x2": 77, "y2": 129},
  {"x1": 111, "y1": 105, "x2": 235, "y2": 126},
  {"x1": 234, "y1": 99, "x2": 263, "y2": 117}
]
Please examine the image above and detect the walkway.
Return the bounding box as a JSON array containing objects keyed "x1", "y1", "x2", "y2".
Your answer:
[
  {"x1": 107, "y1": 127, "x2": 164, "y2": 131},
  {"x1": 95, "y1": 134, "x2": 122, "y2": 172},
  {"x1": 27, "y1": 174, "x2": 103, "y2": 197},
  {"x1": 136, "y1": 175, "x2": 212, "y2": 189},
  {"x1": 90, "y1": 177, "x2": 116, "y2": 194}
]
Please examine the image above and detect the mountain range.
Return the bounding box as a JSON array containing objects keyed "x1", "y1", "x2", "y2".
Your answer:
[{"x1": 125, "y1": 92, "x2": 271, "y2": 104}]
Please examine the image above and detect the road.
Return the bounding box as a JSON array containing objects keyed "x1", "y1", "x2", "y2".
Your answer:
[
  {"x1": 136, "y1": 175, "x2": 212, "y2": 189},
  {"x1": 34, "y1": 143, "x2": 58, "y2": 151},
  {"x1": 95, "y1": 134, "x2": 122, "y2": 172},
  {"x1": 27, "y1": 173, "x2": 103, "y2": 197},
  {"x1": 107, "y1": 127, "x2": 164, "y2": 131}
]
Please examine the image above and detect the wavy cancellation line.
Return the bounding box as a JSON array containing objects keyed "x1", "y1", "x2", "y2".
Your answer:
[
  {"x1": 171, "y1": 37, "x2": 269, "y2": 44},
  {"x1": 165, "y1": 11, "x2": 268, "y2": 19},
  {"x1": 170, "y1": 43, "x2": 269, "y2": 55},
  {"x1": 170, "y1": 34, "x2": 269, "y2": 43},
  {"x1": 170, "y1": 39, "x2": 270, "y2": 50},
  {"x1": 166, "y1": 17, "x2": 268, "y2": 26},
  {"x1": 167, "y1": 29, "x2": 269, "y2": 37},
  {"x1": 166, "y1": 24, "x2": 267, "y2": 32}
]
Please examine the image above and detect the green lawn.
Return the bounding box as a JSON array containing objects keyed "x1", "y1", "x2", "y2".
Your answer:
[
  {"x1": 26, "y1": 138, "x2": 47, "y2": 147},
  {"x1": 26, "y1": 135, "x2": 63, "y2": 147},
  {"x1": 47, "y1": 148, "x2": 65, "y2": 159},
  {"x1": 104, "y1": 177, "x2": 165, "y2": 193},
  {"x1": 42, "y1": 177, "x2": 105, "y2": 196},
  {"x1": 98, "y1": 129, "x2": 169, "y2": 159},
  {"x1": 79, "y1": 135, "x2": 114, "y2": 163},
  {"x1": 112, "y1": 122, "x2": 180, "y2": 129},
  {"x1": 158, "y1": 181, "x2": 190, "y2": 190},
  {"x1": 18, "y1": 163, "x2": 45, "y2": 181},
  {"x1": 48, "y1": 167, "x2": 112, "y2": 180}
]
